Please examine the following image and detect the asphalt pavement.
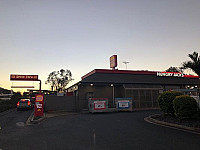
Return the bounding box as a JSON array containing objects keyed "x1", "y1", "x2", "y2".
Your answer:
[{"x1": 0, "y1": 110, "x2": 200, "y2": 150}]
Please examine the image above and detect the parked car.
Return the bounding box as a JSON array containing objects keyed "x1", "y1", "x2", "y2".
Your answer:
[{"x1": 17, "y1": 99, "x2": 33, "y2": 110}]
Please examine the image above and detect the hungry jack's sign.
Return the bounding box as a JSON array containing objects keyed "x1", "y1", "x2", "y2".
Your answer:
[
  {"x1": 157, "y1": 72, "x2": 199, "y2": 78},
  {"x1": 34, "y1": 94, "x2": 44, "y2": 117},
  {"x1": 157, "y1": 72, "x2": 184, "y2": 77}
]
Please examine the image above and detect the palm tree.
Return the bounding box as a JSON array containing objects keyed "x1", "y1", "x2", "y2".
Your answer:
[
  {"x1": 165, "y1": 66, "x2": 183, "y2": 73},
  {"x1": 182, "y1": 51, "x2": 200, "y2": 77}
]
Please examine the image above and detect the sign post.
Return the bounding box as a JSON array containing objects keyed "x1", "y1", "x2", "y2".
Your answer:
[
  {"x1": 10, "y1": 74, "x2": 42, "y2": 92},
  {"x1": 34, "y1": 94, "x2": 44, "y2": 117}
]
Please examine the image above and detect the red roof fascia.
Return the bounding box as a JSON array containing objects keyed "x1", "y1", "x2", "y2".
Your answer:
[
  {"x1": 81, "y1": 70, "x2": 96, "y2": 80},
  {"x1": 95, "y1": 69, "x2": 157, "y2": 75},
  {"x1": 183, "y1": 75, "x2": 199, "y2": 78},
  {"x1": 81, "y1": 69, "x2": 157, "y2": 80}
]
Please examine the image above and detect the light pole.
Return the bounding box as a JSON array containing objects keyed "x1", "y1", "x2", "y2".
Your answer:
[
  {"x1": 123, "y1": 61, "x2": 130, "y2": 69},
  {"x1": 111, "y1": 84, "x2": 114, "y2": 107}
]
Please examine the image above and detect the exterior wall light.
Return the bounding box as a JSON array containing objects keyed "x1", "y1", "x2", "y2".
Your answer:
[
  {"x1": 90, "y1": 84, "x2": 93, "y2": 86},
  {"x1": 111, "y1": 84, "x2": 113, "y2": 87}
]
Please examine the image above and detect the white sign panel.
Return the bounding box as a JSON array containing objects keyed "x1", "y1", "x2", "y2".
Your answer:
[
  {"x1": 157, "y1": 72, "x2": 184, "y2": 77},
  {"x1": 36, "y1": 102, "x2": 42, "y2": 108},
  {"x1": 118, "y1": 100, "x2": 130, "y2": 108},
  {"x1": 94, "y1": 101, "x2": 106, "y2": 110}
]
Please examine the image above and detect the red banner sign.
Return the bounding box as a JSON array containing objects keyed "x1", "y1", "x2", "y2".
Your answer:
[
  {"x1": 10, "y1": 74, "x2": 38, "y2": 81},
  {"x1": 34, "y1": 94, "x2": 44, "y2": 117}
]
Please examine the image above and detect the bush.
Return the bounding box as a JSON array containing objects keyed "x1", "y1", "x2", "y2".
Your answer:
[
  {"x1": 0, "y1": 100, "x2": 12, "y2": 112},
  {"x1": 173, "y1": 95, "x2": 198, "y2": 119},
  {"x1": 158, "y1": 91, "x2": 183, "y2": 115},
  {"x1": 10, "y1": 92, "x2": 22, "y2": 107},
  {"x1": 0, "y1": 92, "x2": 22, "y2": 112}
]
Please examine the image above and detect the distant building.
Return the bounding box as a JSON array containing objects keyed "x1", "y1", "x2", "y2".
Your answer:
[{"x1": 0, "y1": 87, "x2": 13, "y2": 100}]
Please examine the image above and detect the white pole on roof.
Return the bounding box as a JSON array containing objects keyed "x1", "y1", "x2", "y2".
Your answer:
[{"x1": 123, "y1": 61, "x2": 130, "y2": 70}]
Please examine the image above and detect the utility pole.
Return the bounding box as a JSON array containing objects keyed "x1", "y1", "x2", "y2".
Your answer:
[{"x1": 123, "y1": 61, "x2": 130, "y2": 70}]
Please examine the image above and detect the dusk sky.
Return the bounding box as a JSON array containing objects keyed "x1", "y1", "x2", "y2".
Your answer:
[{"x1": 0, "y1": 0, "x2": 200, "y2": 92}]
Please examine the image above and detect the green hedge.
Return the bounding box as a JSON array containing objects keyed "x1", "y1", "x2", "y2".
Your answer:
[
  {"x1": 0, "y1": 100, "x2": 12, "y2": 112},
  {"x1": 0, "y1": 93, "x2": 22, "y2": 112},
  {"x1": 158, "y1": 91, "x2": 183, "y2": 115},
  {"x1": 173, "y1": 95, "x2": 198, "y2": 119}
]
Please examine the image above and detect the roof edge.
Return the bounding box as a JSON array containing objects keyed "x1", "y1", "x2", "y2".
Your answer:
[
  {"x1": 81, "y1": 69, "x2": 199, "y2": 80},
  {"x1": 81, "y1": 69, "x2": 158, "y2": 80}
]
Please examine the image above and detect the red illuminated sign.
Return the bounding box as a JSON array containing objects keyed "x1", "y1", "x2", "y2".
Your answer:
[
  {"x1": 157, "y1": 72, "x2": 199, "y2": 78},
  {"x1": 10, "y1": 74, "x2": 38, "y2": 81},
  {"x1": 157, "y1": 72, "x2": 184, "y2": 77},
  {"x1": 110, "y1": 55, "x2": 117, "y2": 69},
  {"x1": 34, "y1": 94, "x2": 44, "y2": 117}
]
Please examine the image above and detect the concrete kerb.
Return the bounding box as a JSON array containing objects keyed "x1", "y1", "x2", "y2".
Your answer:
[
  {"x1": 144, "y1": 114, "x2": 200, "y2": 135},
  {"x1": 26, "y1": 111, "x2": 46, "y2": 125}
]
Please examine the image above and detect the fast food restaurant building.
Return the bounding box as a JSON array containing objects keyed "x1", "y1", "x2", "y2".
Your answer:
[{"x1": 67, "y1": 69, "x2": 199, "y2": 111}]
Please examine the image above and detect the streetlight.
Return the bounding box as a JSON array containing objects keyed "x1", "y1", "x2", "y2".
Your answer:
[
  {"x1": 123, "y1": 61, "x2": 130, "y2": 69},
  {"x1": 111, "y1": 84, "x2": 114, "y2": 107}
]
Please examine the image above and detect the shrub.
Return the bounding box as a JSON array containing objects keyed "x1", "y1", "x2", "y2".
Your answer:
[
  {"x1": 0, "y1": 100, "x2": 11, "y2": 112},
  {"x1": 173, "y1": 95, "x2": 198, "y2": 119},
  {"x1": 0, "y1": 92, "x2": 22, "y2": 112},
  {"x1": 157, "y1": 91, "x2": 183, "y2": 115},
  {"x1": 10, "y1": 92, "x2": 22, "y2": 107}
]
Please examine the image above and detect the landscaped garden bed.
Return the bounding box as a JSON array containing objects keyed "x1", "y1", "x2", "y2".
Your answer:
[
  {"x1": 153, "y1": 90, "x2": 200, "y2": 130},
  {"x1": 151, "y1": 114, "x2": 200, "y2": 128}
]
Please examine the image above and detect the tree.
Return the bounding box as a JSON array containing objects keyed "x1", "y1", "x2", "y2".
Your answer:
[
  {"x1": 165, "y1": 66, "x2": 183, "y2": 73},
  {"x1": 46, "y1": 69, "x2": 73, "y2": 92},
  {"x1": 181, "y1": 51, "x2": 200, "y2": 76}
]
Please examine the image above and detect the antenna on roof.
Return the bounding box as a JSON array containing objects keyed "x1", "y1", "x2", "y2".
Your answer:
[{"x1": 123, "y1": 61, "x2": 130, "y2": 70}]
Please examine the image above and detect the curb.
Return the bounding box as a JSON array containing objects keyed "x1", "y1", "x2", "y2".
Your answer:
[
  {"x1": 26, "y1": 111, "x2": 34, "y2": 125},
  {"x1": 144, "y1": 114, "x2": 200, "y2": 135},
  {"x1": 26, "y1": 112, "x2": 46, "y2": 125}
]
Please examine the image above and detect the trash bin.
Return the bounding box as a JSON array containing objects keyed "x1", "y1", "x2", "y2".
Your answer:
[
  {"x1": 115, "y1": 98, "x2": 133, "y2": 112},
  {"x1": 88, "y1": 98, "x2": 108, "y2": 113}
]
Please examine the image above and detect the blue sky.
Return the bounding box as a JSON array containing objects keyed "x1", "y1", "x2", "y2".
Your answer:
[{"x1": 0, "y1": 0, "x2": 200, "y2": 92}]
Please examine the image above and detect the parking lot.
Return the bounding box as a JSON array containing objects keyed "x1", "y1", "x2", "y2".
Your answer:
[{"x1": 0, "y1": 110, "x2": 200, "y2": 150}]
